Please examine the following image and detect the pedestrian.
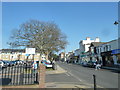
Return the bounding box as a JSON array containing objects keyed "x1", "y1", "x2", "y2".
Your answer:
[
  {"x1": 32, "y1": 61, "x2": 38, "y2": 77},
  {"x1": 95, "y1": 60, "x2": 101, "y2": 70}
]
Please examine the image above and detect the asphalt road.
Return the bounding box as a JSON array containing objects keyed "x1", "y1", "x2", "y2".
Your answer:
[{"x1": 46, "y1": 61, "x2": 119, "y2": 88}]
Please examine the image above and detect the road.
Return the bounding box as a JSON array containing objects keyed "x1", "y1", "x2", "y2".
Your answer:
[{"x1": 46, "y1": 61, "x2": 119, "y2": 88}]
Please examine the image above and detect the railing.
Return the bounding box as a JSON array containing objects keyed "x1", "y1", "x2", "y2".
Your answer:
[{"x1": 0, "y1": 60, "x2": 39, "y2": 86}]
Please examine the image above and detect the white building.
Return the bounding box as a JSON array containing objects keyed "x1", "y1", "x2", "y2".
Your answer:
[
  {"x1": 79, "y1": 37, "x2": 100, "y2": 63},
  {"x1": 79, "y1": 37, "x2": 100, "y2": 53},
  {"x1": 96, "y1": 39, "x2": 119, "y2": 66},
  {"x1": 74, "y1": 49, "x2": 80, "y2": 56}
]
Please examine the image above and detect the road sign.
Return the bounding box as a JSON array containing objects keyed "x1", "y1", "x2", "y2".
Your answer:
[{"x1": 25, "y1": 48, "x2": 35, "y2": 54}]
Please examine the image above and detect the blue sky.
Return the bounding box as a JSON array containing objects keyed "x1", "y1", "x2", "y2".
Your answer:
[{"x1": 2, "y1": 2, "x2": 118, "y2": 53}]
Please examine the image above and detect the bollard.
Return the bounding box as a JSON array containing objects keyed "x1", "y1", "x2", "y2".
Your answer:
[
  {"x1": 35, "y1": 72, "x2": 39, "y2": 84},
  {"x1": 39, "y1": 64, "x2": 46, "y2": 88},
  {"x1": 93, "y1": 74, "x2": 96, "y2": 90}
]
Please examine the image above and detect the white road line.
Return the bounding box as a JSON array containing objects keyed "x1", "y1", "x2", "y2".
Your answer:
[
  {"x1": 67, "y1": 71, "x2": 82, "y2": 81},
  {"x1": 65, "y1": 72, "x2": 70, "y2": 76}
]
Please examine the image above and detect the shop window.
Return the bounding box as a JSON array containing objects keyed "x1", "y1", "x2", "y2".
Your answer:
[
  {"x1": 100, "y1": 48, "x2": 101, "y2": 53},
  {"x1": 109, "y1": 45, "x2": 111, "y2": 51},
  {"x1": 104, "y1": 47, "x2": 106, "y2": 52},
  {"x1": 97, "y1": 49, "x2": 99, "y2": 54},
  {"x1": 106, "y1": 45, "x2": 108, "y2": 51}
]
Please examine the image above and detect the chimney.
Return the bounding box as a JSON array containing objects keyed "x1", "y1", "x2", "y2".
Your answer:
[
  {"x1": 95, "y1": 37, "x2": 100, "y2": 42},
  {"x1": 86, "y1": 37, "x2": 90, "y2": 40}
]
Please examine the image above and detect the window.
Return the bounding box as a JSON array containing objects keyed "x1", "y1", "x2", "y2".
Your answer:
[
  {"x1": 106, "y1": 45, "x2": 108, "y2": 51},
  {"x1": 100, "y1": 48, "x2": 101, "y2": 53},
  {"x1": 109, "y1": 45, "x2": 111, "y2": 51},
  {"x1": 104, "y1": 47, "x2": 106, "y2": 52},
  {"x1": 97, "y1": 49, "x2": 99, "y2": 54}
]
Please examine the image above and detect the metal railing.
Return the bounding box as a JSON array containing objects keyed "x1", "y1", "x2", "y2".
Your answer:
[{"x1": 0, "y1": 60, "x2": 39, "y2": 86}]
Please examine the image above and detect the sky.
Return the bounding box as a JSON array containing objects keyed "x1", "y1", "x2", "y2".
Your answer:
[{"x1": 1, "y1": 2, "x2": 118, "y2": 53}]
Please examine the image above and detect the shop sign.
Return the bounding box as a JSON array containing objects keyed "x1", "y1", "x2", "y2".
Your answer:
[{"x1": 112, "y1": 49, "x2": 120, "y2": 54}]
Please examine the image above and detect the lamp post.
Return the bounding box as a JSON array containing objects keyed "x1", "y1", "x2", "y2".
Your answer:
[{"x1": 114, "y1": 20, "x2": 120, "y2": 49}]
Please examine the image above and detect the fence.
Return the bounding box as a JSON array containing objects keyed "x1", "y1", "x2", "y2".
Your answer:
[{"x1": 0, "y1": 60, "x2": 39, "y2": 86}]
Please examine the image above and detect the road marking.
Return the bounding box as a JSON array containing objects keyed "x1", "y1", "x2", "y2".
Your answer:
[
  {"x1": 65, "y1": 72, "x2": 70, "y2": 76},
  {"x1": 67, "y1": 71, "x2": 82, "y2": 81}
]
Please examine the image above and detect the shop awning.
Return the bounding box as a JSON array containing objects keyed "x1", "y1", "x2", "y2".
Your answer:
[
  {"x1": 81, "y1": 55, "x2": 86, "y2": 57},
  {"x1": 112, "y1": 49, "x2": 120, "y2": 54}
]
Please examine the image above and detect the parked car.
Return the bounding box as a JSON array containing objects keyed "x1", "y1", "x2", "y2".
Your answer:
[
  {"x1": 15, "y1": 60, "x2": 24, "y2": 65},
  {"x1": 41, "y1": 60, "x2": 53, "y2": 68},
  {"x1": 0, "y1": 60, "x2": 8, "y2": 68},
  {"x1": 87, "y1": 60, "x2": 96, "y2": 68},
  {"x1": 9, "y1": 61, "x2": 16, "y2": 66},
  {"x1": 81, "y1": 61, "x2": 88, "y2": 67}
]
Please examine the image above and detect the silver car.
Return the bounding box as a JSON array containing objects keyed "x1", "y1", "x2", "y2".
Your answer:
[{"x1": 0, "y1": 60, "x2": 7, "y2": 68}]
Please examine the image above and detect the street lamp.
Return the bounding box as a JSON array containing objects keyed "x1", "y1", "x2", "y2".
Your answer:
[
  {"x1": 114, "y1": 20, "x2": 120, "y2": 50},
  {"x1": 114, "y1": 21, "x2": 119, "y2": 25}
]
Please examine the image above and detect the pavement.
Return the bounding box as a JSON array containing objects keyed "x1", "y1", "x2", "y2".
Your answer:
[
  {"x1": 46, "y1": 65, "x2": 67, "y2": 74},
  {"x1": 74, "y1": 63, "x2": 120, "y2": 72},
  {"x1": 102, "y1": 66, "x2": 120, "y2": 72}
]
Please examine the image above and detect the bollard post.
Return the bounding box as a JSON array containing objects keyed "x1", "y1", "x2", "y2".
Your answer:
[
  {"x1": 93, "y1": 74, "x2": 96, "y2": 90},
  {"x1": 39, "y1": 63, "x2": 46, "y2": 88}
]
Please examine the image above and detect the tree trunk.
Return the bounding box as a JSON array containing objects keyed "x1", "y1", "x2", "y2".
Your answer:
[{"x1": 46, "y1": 51, "x2": 50, "y2": 60}]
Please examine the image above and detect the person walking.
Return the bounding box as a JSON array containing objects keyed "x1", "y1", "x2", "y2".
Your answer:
[
  {"x1": 95, "y1": 60, "x2": 101, "y2": 70},
  {"x1": 32, "y1": 61, "x2": 38, "y2": 77}
]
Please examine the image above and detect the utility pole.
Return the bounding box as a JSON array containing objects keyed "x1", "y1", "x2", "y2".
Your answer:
[{"x1": 114, "y1": 1, "x2": 120, "y2": 49}]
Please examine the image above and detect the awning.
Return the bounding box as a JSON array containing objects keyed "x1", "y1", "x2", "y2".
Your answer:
[
  {"x1": 81, "y1": 55, "x2": 86, "y2": 57},
  {"x1": 112, "y1": 49, "x2": 120, "y2": 54},
  {"x1": 101, "y1": 51, "x2": 112, "y2": 56}
]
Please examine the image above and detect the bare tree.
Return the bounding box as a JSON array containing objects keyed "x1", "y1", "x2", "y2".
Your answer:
[{"x1": 8, "y1": 20, "x2": 68, "y2": 60}]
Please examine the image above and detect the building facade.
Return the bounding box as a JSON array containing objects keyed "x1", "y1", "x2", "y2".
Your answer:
[{"x1": 79, "y1": 37, "x2": 100, "y2": 63}]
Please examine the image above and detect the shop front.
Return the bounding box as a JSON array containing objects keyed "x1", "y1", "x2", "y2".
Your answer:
[
  {"x1": 112, "y1": 49, "x2": 120, "y2": 65},
  {"x1": 101, "y1": 51, "x2": 113, "y2": 66}
]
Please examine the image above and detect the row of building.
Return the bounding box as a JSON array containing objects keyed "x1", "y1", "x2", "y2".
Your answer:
[
  {"x1": 0, "y1": 49, "x2": 46, "y2": 61},
  {"x1": 59, "y1": 37, "x2": 120, "y2": 67}
]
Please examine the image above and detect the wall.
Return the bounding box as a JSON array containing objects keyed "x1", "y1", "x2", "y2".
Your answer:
[{"x1": 74, "y1": 49, "x2": 80, "y2": 56}]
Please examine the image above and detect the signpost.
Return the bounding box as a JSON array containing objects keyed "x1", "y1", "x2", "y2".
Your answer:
[
  {"x1": 25, "y1": 48, "x2": 36, "y2": 61},
  {"x1": 25, "y1": 48, "x2": 35, "y2": 54}
]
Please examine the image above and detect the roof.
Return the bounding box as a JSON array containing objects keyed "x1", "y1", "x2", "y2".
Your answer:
[
  {"x1": 90, "y1": 42, "x2": 106, "y2": 47},
  {"x1": 0, "y1": 49, "x2": 25, "y2": 53},
  {"x1": 107, "y1": 39, "x2": 117, "y2": 43}
]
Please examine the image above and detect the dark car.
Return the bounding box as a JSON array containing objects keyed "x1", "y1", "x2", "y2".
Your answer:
[
  {"x1": 3, "y1": 61, "x2": 10, "y2": 66},
  {"x1": 87, "y1": 60, "x2": 96, "y2": 68},
  {"x1": 9, "y1": 61, "x2": 16, "y2": 66}
]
